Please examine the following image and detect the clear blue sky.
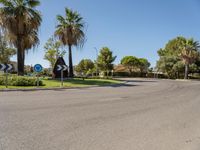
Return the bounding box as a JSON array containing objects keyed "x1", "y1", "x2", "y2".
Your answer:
[{"x1": 14, "y1": 0, "x2": 200, "y2": 68}]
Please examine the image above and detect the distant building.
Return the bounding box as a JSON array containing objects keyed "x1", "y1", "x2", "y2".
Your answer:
[
  {"x1": 114, "y1": 64, "x2": 128, "y2": 72},
  {"x1": 114, "y1": 64, "x2": 140, "y2": 73}
]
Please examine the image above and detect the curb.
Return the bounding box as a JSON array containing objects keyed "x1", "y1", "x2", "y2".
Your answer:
[
  {"x1": 175, "y1": 79, "x2": 192, "y2": 82},
  {"x1": 0, "y1": 86, "x2": 97, "y2": 92}
]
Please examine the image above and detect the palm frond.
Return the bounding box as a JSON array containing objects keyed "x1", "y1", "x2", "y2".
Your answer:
[
  {"x1": 0, "y1": 0, "x2": 14, "y2": 7},
  {"x1": 26, "y1": 0, "x2": 40, "y2": 8},
  {"x1": 55, "y1": 8, "x2": 86, "y2": 48},
  {"x1": 0, "y1": 0, "x2": 41, "y2": 52}
]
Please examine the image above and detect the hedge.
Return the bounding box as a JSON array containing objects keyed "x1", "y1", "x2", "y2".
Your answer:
[{"x1": 0, "y1": 75, "x2": 44, "y2": 86}]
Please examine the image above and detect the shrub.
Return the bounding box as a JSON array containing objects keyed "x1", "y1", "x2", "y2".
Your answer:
[
  {"x1": 0, "y1": 75, "x2": 44, "y2": 86},
  {"x1": 0, "y1": 76, "x2": 5, "y2": 85}
]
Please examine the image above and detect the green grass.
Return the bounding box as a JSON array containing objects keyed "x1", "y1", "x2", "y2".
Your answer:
[{"x1": 0, "y1": 78, "x2": 122, "y2": 89}]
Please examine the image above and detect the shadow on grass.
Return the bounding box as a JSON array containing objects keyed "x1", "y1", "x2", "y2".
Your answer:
[
  {"x1": 43, "y1": 78, "x2": 139, "y2": 91},
  {"x1": 0, "y1": 78, "x2": 138, "y2": 92},
  {"x1": 49, "y1": 83, "x2": 138, "y2": 91},
  {"x1": 50, "y1": 78, "x2": 121, "y2": 86}
]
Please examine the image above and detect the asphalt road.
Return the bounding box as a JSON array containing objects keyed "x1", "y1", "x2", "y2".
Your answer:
[{"x1": 0, "y1": 79, "x2": 200, "y2": 150}]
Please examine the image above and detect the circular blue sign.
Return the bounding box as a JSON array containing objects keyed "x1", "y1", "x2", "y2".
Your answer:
[{"x1": 34, "y1": 64, "x2": 43, "y2": 73}]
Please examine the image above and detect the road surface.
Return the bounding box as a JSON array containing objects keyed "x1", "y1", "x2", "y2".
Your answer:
[{"x1": 0, "y1": 79, "x2": 200, "y2": 150}]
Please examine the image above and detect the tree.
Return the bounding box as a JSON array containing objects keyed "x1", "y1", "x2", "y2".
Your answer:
[
  {"x1": 121, "y1": 56, "x2": 140, "y2": 75},
  {"x1": 0, "y1": 0, "x2": 42, "y2": 76},
  {"x1": 0, "y1": 33, "x2": 16, "y2": 63},
  {"x1": 55, "y1": 8, "x2": 85, "y2": 77},
  {"x1": 157, "y1": 37, "x2": 184, "y2": 57},
  {"x1": 138, "y1": 58, "x2": 151, "y2": 73},
  {"x1": 179, "y1": 38, "x2": 200, "y2": 79},
  {"x1": 97, "y1": 47, "x2": 116, "y2": 76},
  {"x1": 194, "y1": 59, "x2": 200, "y2": 73},
  {"x1": 44, "y1": 49, "x2": 57, "y2": 70},
  {"x1": 157, "y1": 56, "x2": 181, "y2": 78},
  {"x1": 44, "y1": 37, "x2": 66, "y2": 71},
  {"x1": 156, "y1": 37, "x2": 185, "y2": 78},
  {"x1": 189, "y1": 63, "x2": 199, "y2": 75},
  {"x1": 75, "y1": 59, "x2": 94, "y2": 75},
  {"x1": 172, "y1": 61, "x2": 185, "y2": 78},
  {"x1": 156, "y1": 36, "x2": 200, "y2": 79}
]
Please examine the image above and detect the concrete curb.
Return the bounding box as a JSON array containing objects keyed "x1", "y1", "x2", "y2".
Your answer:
[
  {"x1": 0, "y1": 86, "x2": 97, "y2": 92},
  {"x1": 175, "y1": 79, "x2": 192, "y2": 82}
]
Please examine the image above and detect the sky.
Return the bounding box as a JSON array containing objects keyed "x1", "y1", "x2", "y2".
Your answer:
[{"x1": 12, "y1": 0, "x2": 200, "y2": 68}]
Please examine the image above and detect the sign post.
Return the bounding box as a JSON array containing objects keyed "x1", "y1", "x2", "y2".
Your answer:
[
  {"x1": 57, "y1": 65, "x2": 68, "y2": 87},
  {"x1": 0, "y1": 64, "x2": 13, "y2": 88},
  {"x1": 33, "y1": 64, "x2": 43, "y2": 87},
  {"x1": 5, "y1": 70, "x2": 8, "y2": 88},
  {"x1": 61, "y1": 70, "x2": 64, "y2": 87}
]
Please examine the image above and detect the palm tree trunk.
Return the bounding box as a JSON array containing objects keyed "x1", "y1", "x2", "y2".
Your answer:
[
  {"x1": 68, "y1": 44, "x2": 74, "y2": 77},
  {"x1": 184, "y1": 64, "x2": 189, "y2": 79},
  {"x1": 17, "y1": 36, "x2": 24, "y2": 76}
]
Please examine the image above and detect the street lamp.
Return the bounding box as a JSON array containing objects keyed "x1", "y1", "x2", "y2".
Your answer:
[{"x1": 94, "y1": 47, "x2": 98, "y2": 76}]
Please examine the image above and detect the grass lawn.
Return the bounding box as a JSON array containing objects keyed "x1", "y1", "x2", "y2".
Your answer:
[{"x1": 0, "y1": 78, "x2": 122, "y2": 89}]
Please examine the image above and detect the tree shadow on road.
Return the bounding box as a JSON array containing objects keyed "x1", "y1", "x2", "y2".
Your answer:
[
  {"x1": 104, "y1": 83, "x2": 139, "y2": 88},
  {"x1": 117, "y1": 79, "x2": 158, "y2": 83}
]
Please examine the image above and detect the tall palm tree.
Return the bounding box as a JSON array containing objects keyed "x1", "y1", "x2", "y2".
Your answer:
[
  {"x1": 0, "y1": 0, "x2": 42, "y2": 75},
  {"x1": 179, "y1": 38, "x2": 200, "y2": 79},
  {"x1": 55, "y1": 8, "x2": 85, "y2": 77}
]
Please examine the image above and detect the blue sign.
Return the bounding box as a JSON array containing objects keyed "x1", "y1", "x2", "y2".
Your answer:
[{"x1": 34, "y1": 64, "x2": 43, "y2": 73}]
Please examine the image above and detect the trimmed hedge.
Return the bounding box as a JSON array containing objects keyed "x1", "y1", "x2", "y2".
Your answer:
[{"x1": 0, "y1": 75, "x2": 44, "y2": 86}]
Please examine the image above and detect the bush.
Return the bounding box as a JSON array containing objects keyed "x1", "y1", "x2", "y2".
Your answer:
[
  {"x1": 0, "y1": 75, "x2": 44, "y2": 86},
  {"x1": 147, "y1": 73, "x2": 168, "y2": 79},
  {"x1": 0, "y1": 76, "x2": 5, "y2": 85}
]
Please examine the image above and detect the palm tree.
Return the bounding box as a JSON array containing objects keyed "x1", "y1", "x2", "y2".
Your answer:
[
  {"x1": 179, "y1": 38, "x2": 200, "y2": 79},
  {"x1": 0, "y1": 0, "x2": 42, "y2": 75},
  {"x1": 55, "y1": 8, "x2": 85, "y2": 77}
]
